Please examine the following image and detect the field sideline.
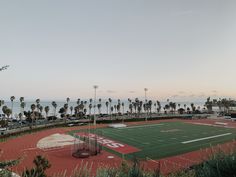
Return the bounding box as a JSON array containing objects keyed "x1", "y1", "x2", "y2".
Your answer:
[{"x1": 71, "y1": 121, "x2": 236, "y2": 160}]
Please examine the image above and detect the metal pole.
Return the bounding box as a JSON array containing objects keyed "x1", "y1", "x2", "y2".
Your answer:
[
  {"x1": 144, "y1": 88, "x2": 148, "y2": 121},
  {"x1": 93, "y1": 85, "x2": 98, "y2": 125}
]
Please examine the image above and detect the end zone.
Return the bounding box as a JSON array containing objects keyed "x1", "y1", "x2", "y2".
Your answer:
[{"x1": 77, "y1": 132, "x2": 140, "y2": 154}]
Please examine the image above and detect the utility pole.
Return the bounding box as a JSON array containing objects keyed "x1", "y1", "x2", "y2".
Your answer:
[
  {"x1": 93, "y1": 85, "x2": 98, "y2": 125},
  {"x1": 144, "y1": 88, "x2": 148, "y2": 121}
]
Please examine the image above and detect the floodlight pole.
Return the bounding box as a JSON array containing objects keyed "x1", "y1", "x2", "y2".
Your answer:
[
  {"x1": 144, "y1": 88, "x2": 148, "y2": 121},
  {"x1": 93, "y1": 85, "x2": 98, "y2": 125}
]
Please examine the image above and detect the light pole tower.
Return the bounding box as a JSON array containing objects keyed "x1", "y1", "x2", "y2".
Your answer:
[
  {"x1": 144, "y1": 88, "x2": 148, "y2": 121},
  {"x1": 93, "y1": 85, "x2": 98, "y2": 125}
]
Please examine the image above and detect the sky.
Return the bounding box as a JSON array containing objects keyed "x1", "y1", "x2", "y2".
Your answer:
[{"x1": 0, "y1": 0, "x2": 236, "y2": 102}]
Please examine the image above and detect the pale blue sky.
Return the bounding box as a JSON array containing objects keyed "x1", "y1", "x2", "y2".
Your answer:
[{"x1": 0, "y1": 0, "x2": 236, "y2": 101}]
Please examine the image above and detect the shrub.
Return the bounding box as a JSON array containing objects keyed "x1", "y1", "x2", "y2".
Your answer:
[{"x1": 22, "y1": 155, "x2": 51, "y2": 177}]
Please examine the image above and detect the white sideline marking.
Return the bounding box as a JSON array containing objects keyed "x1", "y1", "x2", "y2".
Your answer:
[
  {"x1": 117, "y1": 124, "x2": 163, "y2": 129},
  {"x1": 182, "y1": 133, "x2": 232, "y2": 144}
]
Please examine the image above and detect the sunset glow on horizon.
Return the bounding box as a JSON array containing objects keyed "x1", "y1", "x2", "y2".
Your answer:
[{"x1": 1, "y1": 0, "x2": 236, "y2": 102}]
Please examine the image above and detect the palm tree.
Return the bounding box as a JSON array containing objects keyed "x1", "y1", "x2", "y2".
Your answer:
[
  {"x1": 36, "y1": 98, "x2": 40, "y2": 113},
  {"x1": 36, "y1": 103, "x2": 41, "y2": 119},
  {"x1": 97, "y1": 103, "x2": 102, "y2": 115},
  {"x1": 39, "y1": 106, "x2": 43, "y2": 117},
  {"x1": 114, "y1": 105, "x2": 117, "y2": 115},
  {"x1": 133, "y1": 102, "x2": 137, "y2": 114},
  {"x1": 44, "y1": 106, "x2": 50, "y2": 120},
  {"x1": 77, "y1": 98, "x2": 81, "y2": 105},
  {"x1": 79, "y1": 102, "x2": 84, "y2": 115},
  {"x1": 19, "y1": 97, "x2": 25, "y2": 118},
  {"x1": 129, "y1": 103, "x2": 133, "y2": 117},
  {"x1": 187, "y1": 107, "x2": 190, "y2": 113},
  {"x1": 19, "y1": 97, "x2": 24, "y2": 103},
  {"x1": 89, "y1": 104, "x2": 92, "y2": 119},
  {"x1": 157, "y1": 100, "x2": 161, "y2": 113},
  {"x1": 83, "y1": 108, "x2": 87, "y2": 116},
  {"x1": 10, "y1": 96, "x2": 15, "y2": 118},
  {"x1": 2, "y1": 106, "x2": 12, "y2": 122},
  {"x1": 205, "y1": 97, "x2": 213, "y2": 113},
  {"x1": 169, "y1": 102, "x2": 176, "y2": 114},
  {"x1": 190, "y1": 103, "x2": 195, "y2": 112},
  {"x1": 148, "y1": 100, "x2": 153, "y2": 115},
  {"x1": 117, "y1": 104, "x2": 121, "y2": 114},
  {"x1": 70, "y1": 106, "x2": 73, "y2": 116},
  {"x1": 138, "y1": 100, "x2": 143, "y2": 116},
  {"x1": 105, "y1": 101, "x2": 109, "y2": 115},
  {"x1": 121, "y1": 102, "x2": 125, "y2": 122},
  {"x1": 143, "y1": 103, "x2": 147, "y2": 118},
  {"x1": 154, "y1": 103, "x2": 157, "y2": 113},
  {"x1": 109, "y1": 98, "x2": 112, "y2": 119},
  {"x1": 51, "y1": 101, "x2": 57, "y2": 117},
  {"x1": 31, "y1": 104, "x2": 36, "y2": 125},
  {"x1": 98, "y1": 98, "x2": 102, "y2": 114},
  {"x1": 63, "y1": 104, "x2": 68, "y2": 123},
  {"x1": 20, "y1": 102, "x2": 26, "y2": 128},
  {"x1": 31, "y1": 104, "x2": 36, "y2": 113},
  {"x1": 110, "y1": 106, "x2": 114, "y2": 120},
  {"x1": 89, "y1": 98, "x2": 92, "y2": 105},
  {"x1": 178, "y1": 103, "x2": 181, "y2": 109},
  {"x1": 121, "y1": 102, "x2": 124, "y2": 114},
  {"x1": 164, "y1": 104, "x2": 170, "y2": 113},
  {"x1": 66, "y1": 97, "x2": 70, "y2": 104},
  {"x1": 0, "y1": 100, "x2": 4, "y2": 115}
]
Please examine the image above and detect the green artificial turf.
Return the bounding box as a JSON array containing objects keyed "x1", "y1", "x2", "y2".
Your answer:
[{"x1": 69, "y1": 121, "x2": 236, "y2": 160}]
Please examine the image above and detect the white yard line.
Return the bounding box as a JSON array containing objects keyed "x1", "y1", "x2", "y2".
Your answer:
[
  {"x1": 181, "y1": 133, "x2": 232, "y2": 144},
  {"x1": 117, "y1": 124, "x2": 163, "y2": 129}
]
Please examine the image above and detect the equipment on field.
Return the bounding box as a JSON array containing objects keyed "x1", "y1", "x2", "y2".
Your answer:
[{"x1": 71, "y1": 131, "x2": 102, "y2": 158}]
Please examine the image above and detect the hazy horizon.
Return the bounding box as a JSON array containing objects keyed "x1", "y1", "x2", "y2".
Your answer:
[{"x1": 1, "y1": 0, "x2": 236, "y2": 101}]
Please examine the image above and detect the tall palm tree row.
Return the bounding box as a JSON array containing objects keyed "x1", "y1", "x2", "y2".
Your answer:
[{"x1": 2, "y1": 96, "x2": 225, "y2": 124}]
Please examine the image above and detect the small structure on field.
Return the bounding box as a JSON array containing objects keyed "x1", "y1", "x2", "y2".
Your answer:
[
  {"x1": 71, "y1": 131, "x2": 102, "y2": 158},
  {"x1": 108, "y1": 123, "x2": 127, "y2": 128}
]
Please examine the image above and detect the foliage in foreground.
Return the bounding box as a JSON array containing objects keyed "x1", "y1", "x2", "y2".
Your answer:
[
  {"x1": 55, "y1": 158, "x2": 161, "y2": 177},
  {"x1": 0, "y1": 150, "x2": 21, "y2": 177},
  {"x1": 95, "y1": 158, "x2": 160, "y2": 177},
  {"x1": 22, "y1": 155, "x2": 51, "y2": 177},
  {"x1": 191, "y1": 148, "x2": 236, "y2": 177}
]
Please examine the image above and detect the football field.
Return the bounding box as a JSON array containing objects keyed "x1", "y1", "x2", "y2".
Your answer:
[
  {"x1": 68, "y1": 121, "x2": 236, "y2": 160},
  {"x1": 92, "y1": 121, "x2": 236, "y2": 159}
]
